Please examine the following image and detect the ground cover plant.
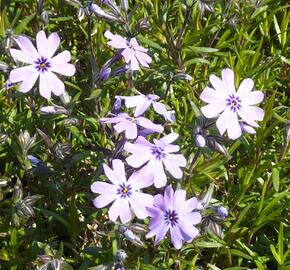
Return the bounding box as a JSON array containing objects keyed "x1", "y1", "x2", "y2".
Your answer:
[{"x1": 0, "y1": 0, "x2": 289, "y2": 269}]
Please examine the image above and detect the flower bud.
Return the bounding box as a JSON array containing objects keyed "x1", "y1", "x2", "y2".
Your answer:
[
  {"x1": 28, "y1": 155, "x2": 41, "y2": 166},
  {"x1": 40, "y1": 105, "x2": 68, "y2": 115},
  {"x1": 0, "y1": 61, "x2": 10, "y2": 73},
  {"x1": 194, "y1": 134, "x2": 206, "y2": 148},
  {"x1": 215, "y1": 206, "x2": 228, "y2": 218},
  {"x1": 59, "y1": 90, "x2": 71, "y2": 106},
  {"x1": 40, "y1": 10, "x2": 49, "y2": 25},
  {"x1": 116, "y1": 249, "x2": 127, "y2": 262},
  {"x1": 90, "y1": 3, "x2": 120, "y2": 22},
  {"x1": 173, "y1": 72, "x2": 192, "y2": 81},
  {"x1": 112, "y1": 96, "x2": 122, "y2": 114},
  {"x1": 121, "y1": 0, "x2": 129, "y2": 12},
  {"x1": 54, "y1": 143, "x2": 72, "y2": 160},
  {"x1": 99, "y1": 67, "x2": 111, "y2": 81}
]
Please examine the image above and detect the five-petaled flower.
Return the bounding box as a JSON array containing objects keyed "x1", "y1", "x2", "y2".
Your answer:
[
  {"x1": 105, "y1": 30, "x2": 152, "y2": 71},
  {"x1": 9, "y1": 30, "x2": 75, "y2": 99},
  {"x1": 146, "y1": 185, "x2": 201, "y2": 249},
  {"x1": 91, "y1": 159, "x2": 154, "y2": 223},
  {"x1": 124, "y1": 133, "x2": 186, "y2": 188},
  {"x1": 200, "y1": 68, "x2": 264, "y2": 139},
  {"x1": 100, "y1": 112, "x2": 164, "y2": 139}
]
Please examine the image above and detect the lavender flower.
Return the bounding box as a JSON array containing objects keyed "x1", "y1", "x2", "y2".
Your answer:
[
  {"x1": 124, "y1": 133, "x2": 186, "y2": 188},
  {"x1": 200, "y1": 68, "x2": 264, "y2": 139},
  {"x1": 91, "y1": 159, "x2": 154, "y2": 223},
  {"x1": 9, "y1": 30, "x2": 75, "y2": 99},
  {"x1": 120, "y1": 93, "x2": 175, "y2": 122},
  {"x1": 100, "y1": 113, "x2": 164, "y2": 139},
  {"x1": 146, "y1": 186, "x2": 201, "y2": 249},
  {"x1": 105, "y1": 30, "x2": 152, "y2": 71}
]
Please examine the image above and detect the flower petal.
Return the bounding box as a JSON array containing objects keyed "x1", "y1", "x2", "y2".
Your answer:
[
  {"x1": 209, "y1": 74, "x2": 227, "y2": 93},
  {"x1": 135, "y1": 50, "x2": 152, "y2": 67},
  {"x1": 15, "y1": 36, "x2": 39, "y2": 59},
  {"x1": 103, "y1": 163, "x2": 119, "y2": 185},
  {"x1": 227, "y1": 112, "x2": 242, "y2": 139},
  {"x1": 112, "y1": 159, "x2": 126, "y2": 183},
  {"x1": 46, "y1": 72, "x2": 65, "y2": 96},
  {"x1": 238, "y1": 106, "x2": 265, "y2": 125},
  {"x1": 114, "y1": 120, "x2": 137, "y2": 139},
  {"x1": 119, "y1": 199, "x2": 132, "y2": 223},
  {"x1": 236, "y1": 78, "x2": 254, "y2": 96},
  {"x1": 148, "y1": 159, "x2": 167, "y2": 188},
  {"x1": 10, "y1": 49, "x2": 34, "y2": 64},
  {"x1": 216, "y1": 108, "x2": 234, "y2": 135},
  {"x1": 170, "y1": 226, "x2": 183, "y2": 249},
  {"x1": 93, "y1": 194, "x2": 116, "y2": 208},
  {"x1": 39, "y1": 72, "x2": 52, "y2": 99},
  {"x1": 130, "y1": 192, "x2": 153, "y2": 219},
  {"x1": 221, "y1": 68, "x2": 236, "y2": 94},
  {"x1": 91, "y1": 181, "x2": 116, "y2": 194},
  {"x1": 127, "y1": 168, "x2": 154, "y2": 189},
  {"x1": 9, "y1": 65, "x2": 38, "y2": 84},
  {"x1": 36, "y1": 31, "x2": 60, "y2": 58},
  {"x1": 201, "y1": 103, "x2": 226, "y2": 118},
  {"x1": 163, "y1": 156, "x2": 184, "y2": 179},
  {"x1": 50, "y1": 51, "x2": 75, "y2": 76},
  {"x1": 241, "y1": 91, "x2": 264, "y2": 106},
  {"x1": 174, "y1": 190, "x2": 186, "y2": 211},
  {"x1": 164, "y1": 185, "x2": 174, "y2": 210},
  {"x1": 160, "y1": 133, "x2": 179, "y2": 144},
  {"x1": 108, "y1": 198, "x2": 121, "y2": 221},
  {"x1": 200, "y1": 86, "x2": 226, "y2": 103},
  {"x1": 137, "y1": 117, "x2": 164, "y2": 133},
  {"x1": 129, "y1": 54, "x2": 140, "y2": 71}
]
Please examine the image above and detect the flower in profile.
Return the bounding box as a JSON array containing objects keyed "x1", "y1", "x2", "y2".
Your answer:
[
  {"x1": 120, "y1": 93, "x2": 175, "y2": 122},
  {"x1": 146, "y1": 186, "x2": 201, "y2": 249},
  {"x1": 200, "y1": 68, "x2": 264, "y2": 139},
  {"x1": 100, "y1": 112, "x2": 164, "y2": 139},
  {"x1": 91, "y1": 159, "x2": 154, "y2": 223},
  {"x1": 9, "y1": 30, "x2": 75, "y2": 99},
  {"x1": 124, "y1": 133, "x2": 186, "y2": 188},
  {"x1": 105, "y1": 30, "x2": 152, "y2": 71}
]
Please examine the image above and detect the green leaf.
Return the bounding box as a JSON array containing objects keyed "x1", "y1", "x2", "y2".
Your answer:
[
  {"x1": 272, "y1": 167, "x2": 280, "y2": 192},
  {"x1": 13, "y1": 13, "x2": 35, "y2": 34},
  {"x1": 137, "y1": 35, "x2": 164, "y2": 51},
  {"x1": 270, "y1": 244, "x2": 282, "y2": 265}
]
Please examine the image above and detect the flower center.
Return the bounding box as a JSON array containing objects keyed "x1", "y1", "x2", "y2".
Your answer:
[
  {"x1": 35, "y1": 56, "x2": 51, "y2": 73},
  {"x1": 164, "y1": 210, "x2": 178, "y2": 226},
  {"x1": 151, "y1": 146, "x2": 166, "y2": 160},
  {"x1": 226, "y1": 94, "x2": 242, "y2": 112},
  {"x1": 117, "y1": 183, "x2": 132, "y2": 199}
]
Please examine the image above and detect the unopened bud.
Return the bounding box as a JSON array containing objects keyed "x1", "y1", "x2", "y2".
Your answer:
[
  {"x1": 195, "y1": 134, "x2": 206, "y2": 148},
  {"x1": 0, "y1": 61, "x2": 10, "y2": 73},
  {"x1": 116, "y1": 249, "x2": 127, "y2": 262},
  {"x1": 40, "y1": 10, "x2": 49, "y2": 25},
  {"x1": 99, "y1": 67, "x2": 111, "y2": 81},
  {"x1": 90, "y1": 3, "x2": 120, "y2": 22}
]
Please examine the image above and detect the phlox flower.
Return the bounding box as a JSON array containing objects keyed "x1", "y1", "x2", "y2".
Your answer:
[
  {"x1": 9, "y1": 30, "x2": 75, "y2": 99},
  {"x1": 105, "y1": 30, "x2": 152, "y2": 71},
  {"x1": 200, "y1": 68, "x2": 264, "y2": 139},
  {"x1": 100, "y1": 112, "x2": 164, "y2": 139},
  {"x1": 120, "y1": 93, "x2": 175, "y2": 122},
  {"x1": 91, "y1": 159, "x2": 154, "y2": 223},
  {"x1": 124, "y1": 133, "x2": 186, "y2": 188},
  {"x1": 146, "y1": 186, "x2": 201, "y2": 249}
]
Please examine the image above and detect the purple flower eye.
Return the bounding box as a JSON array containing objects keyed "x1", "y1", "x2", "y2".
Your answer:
[
  {"x1": 164, "y1": 210, "x2": 179, "y2": 226},
  {"x1": 226, "y1": 94, "x2": 242, "y2": 112},
  {"x1": 117, "y1": 183, "x2": 132, "y2": 199},
  {"x1": 34, "y1": 56, "x2": 51, "y2": 73}
]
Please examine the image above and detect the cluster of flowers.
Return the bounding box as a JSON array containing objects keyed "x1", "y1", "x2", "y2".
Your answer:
[
  {"x1": 92, "y1": 92, "x2": 202, "y2": 249},
  {"x1": 7, "y1": 26, "x2": 265, "y2": 249}
]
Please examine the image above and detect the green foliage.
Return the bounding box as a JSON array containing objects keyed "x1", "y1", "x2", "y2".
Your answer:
[{"x1": 0, "y1": 0, "x2": 289, "y2": 269}]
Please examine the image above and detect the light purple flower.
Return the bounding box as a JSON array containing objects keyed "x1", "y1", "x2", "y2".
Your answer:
[
  {"x1": 9, "y1": 30, "x2": 75, "y2": 99},
  {"x1": 100, "y1": 112, "x2": 164, "y2": 139},
  {"x1": 124, "y1": 133, "x2": 186, "y2": 188},
  {"x1": 200, "y1": 68, "x2": 264, "y2": 139},
  {"x1": 120, "y1": 93, "x2": 175, "y2": 122},
  {"x1": 91, "y1": 159, "x2": 154, "y2": 223},
  {"x1": 146, "y1": 186, "x2": 201, "y2": 249},
  {"x1": 104, "y1": 30, "x2": 152, "y2": 71}
]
